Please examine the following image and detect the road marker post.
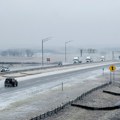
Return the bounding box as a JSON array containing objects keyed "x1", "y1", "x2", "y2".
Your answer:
[
  {"x1": 62, "y1": 82, "x2": 63, "y2": 91},
  {"x1": 102, "y1": 68, "x2": 105, "y2": 76}
]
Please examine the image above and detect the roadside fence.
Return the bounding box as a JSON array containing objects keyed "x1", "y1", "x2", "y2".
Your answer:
[{"x1": 30, "y1": 82, "x2": 110, "y2": 120}]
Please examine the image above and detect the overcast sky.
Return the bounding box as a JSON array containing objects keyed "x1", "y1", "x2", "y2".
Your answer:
[{"x1": 0, "y1": 0, "x2": 120, "y2": 50}]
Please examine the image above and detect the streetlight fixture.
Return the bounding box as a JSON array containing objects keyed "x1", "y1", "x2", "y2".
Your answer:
[
  {"x1": 65, "y1": 40, "x2": 71, "y2": 62},
  {"x1": 41, "y1": 37, "x2": 52, "y2": 66}
]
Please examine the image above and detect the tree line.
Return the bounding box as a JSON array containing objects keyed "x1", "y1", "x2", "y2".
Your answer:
[{"x1": 0, "y1": 49, "x2": 34, "y2": 57}]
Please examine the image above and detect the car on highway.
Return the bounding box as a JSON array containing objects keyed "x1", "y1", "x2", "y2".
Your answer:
[
  {"x1": 4, "y1": 77, "x2": 18, "y2": 87},
  {"x1": 1, "y1": 67, "x2": 10, "y2": 72},
  {"x1": 58, "y1": 61, "x2": 63, "y2": 66}
]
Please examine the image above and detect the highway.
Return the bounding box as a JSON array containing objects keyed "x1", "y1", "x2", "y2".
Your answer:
[
  {"x1": 0, "y1": 62, "x2": 119, "y2": 94},
  {"x1": 0, "y1": 61, "x2": 120, "y2": 94},
  {"x1": 0, "y1": 61, "x2": 120, "y2": 120}
]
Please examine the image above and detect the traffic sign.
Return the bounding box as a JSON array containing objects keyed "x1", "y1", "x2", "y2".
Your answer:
[{"x1": 109, "y1": 65, "x2": 116, "y2": 72}]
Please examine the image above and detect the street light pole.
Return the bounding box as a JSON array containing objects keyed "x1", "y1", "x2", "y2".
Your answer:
[
  {"x1": 41, "y1": 37, "x2": 51, "y2": 66},
  {"x1": 112, "y1": 51, "x2": 114, "y2": 60},
  {"x1": 80, "y1": 49, "x2": 83, "y2": 57},
  {"x1": 65, "y1": 41, "x2": 71, "y2": 63},
  {"x1": 42, "y1": 40, "x2": 44, "y2": 66}
]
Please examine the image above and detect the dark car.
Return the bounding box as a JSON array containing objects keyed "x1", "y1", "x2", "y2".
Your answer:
[
  {"x1": 4, "y1": 77, "x2": 18, "y2": 87},
  {"x1": 58, "y1": 61, "x2": 62, "y2": 66},
  {"x1": 58, "y1": 62, "x2": 62, "y2": 66}
]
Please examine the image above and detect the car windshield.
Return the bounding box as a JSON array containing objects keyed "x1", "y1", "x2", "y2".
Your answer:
[{"x1": 6, "y1": 79, "x2": 12, "y2": 81}]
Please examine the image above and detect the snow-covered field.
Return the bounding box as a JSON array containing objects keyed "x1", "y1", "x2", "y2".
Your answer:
[{"x1": 0, "y1": 61, "x2": 120, "y2": 120}]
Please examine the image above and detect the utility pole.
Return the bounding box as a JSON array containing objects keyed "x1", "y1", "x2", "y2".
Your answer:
[{"x1": 112, "y1": 51, "x2": 114, "y2": 60}]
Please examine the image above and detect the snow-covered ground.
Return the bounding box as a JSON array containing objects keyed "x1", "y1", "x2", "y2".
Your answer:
[
  {"x1": 0, "y1": 61, "x2": 120, "y2": 120},
  {"x1": 0, "y1": 61, "x2": 119, "y2": 109}
]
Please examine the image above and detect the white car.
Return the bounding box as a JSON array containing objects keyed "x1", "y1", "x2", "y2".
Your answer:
[{"x1": 1, "y1": 67, "x2": 10, "y2": 72}]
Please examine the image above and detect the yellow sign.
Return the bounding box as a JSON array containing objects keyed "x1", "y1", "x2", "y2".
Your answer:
[{"x1": 109, "y1": 65, "x2": 116, "y2": 72}]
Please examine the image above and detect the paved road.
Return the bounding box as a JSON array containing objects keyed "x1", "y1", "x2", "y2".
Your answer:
[
  {"x1": 0, "y1": 62, "x2": 120, "y2": 95},
  {"x1": 0, "y1": 61, "x2": 120, "y2": 120}
]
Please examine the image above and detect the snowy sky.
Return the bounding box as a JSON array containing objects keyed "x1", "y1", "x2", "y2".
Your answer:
[{"x1": 0, "y1": 0, "x2": 120, "y2": 50}]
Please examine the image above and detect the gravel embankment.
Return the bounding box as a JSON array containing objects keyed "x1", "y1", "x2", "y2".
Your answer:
[{"x1": 46, "y1": 71, "x2": 120, "y2": 120}]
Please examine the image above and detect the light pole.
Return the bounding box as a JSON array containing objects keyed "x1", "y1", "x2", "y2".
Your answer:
[
  {"x1": 80, "y1": 49, "x2": 83, "y2": 57},
  {"x1": 112, "y1": 51, "x2": 114, "y2": 60},
  {"x1": 65, "y1": 41, "x2": 71, "y2": 62},
  {"x1": 41, "y1": 37, "x2": 51, "y2": 66}
]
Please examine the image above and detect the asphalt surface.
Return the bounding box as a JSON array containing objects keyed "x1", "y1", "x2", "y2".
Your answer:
[
  {"x1": 0, "y1": 62, "x2": 119, "y2": 95},
  {"x1": 0, "y1": 61, "x2": 120, "y2": 120}
]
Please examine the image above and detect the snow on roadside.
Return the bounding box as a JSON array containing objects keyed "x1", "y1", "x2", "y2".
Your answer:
[
  {"x1": 11, "y1": 62, "x2": 120, "y2": 82},
  {"x1": 0, "y1": 62, "x2": 119, "y2": 111},
  {"x1": 0, "y1": 68, "x2": 110, "y2": 111}
]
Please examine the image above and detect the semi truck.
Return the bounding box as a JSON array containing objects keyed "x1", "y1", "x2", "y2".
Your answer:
[
  {"x1": 100, "y1": 56, "x2": 105, "y2": 61},
  {"x1": 86, "y1": 56, "x2": 93, "y2": 62},
  {"x1": 73, "y1": 57, "x2": 82, "y2": 64}
]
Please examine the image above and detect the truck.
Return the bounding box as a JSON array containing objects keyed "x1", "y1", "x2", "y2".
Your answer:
[
  {"x1": 73, "y1": 57, "x2": 82, "y2": 64},
  {"x1": 86, "y1": 56, "x2": 93, "y2": 62},
  {"x1": 100, "y1": 56, "x2": 105, "y2": 61}
]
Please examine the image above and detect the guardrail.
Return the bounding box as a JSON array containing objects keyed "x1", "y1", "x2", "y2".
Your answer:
[{"x1": 0, "y1": 60, "x2": 117, "y2": 76}]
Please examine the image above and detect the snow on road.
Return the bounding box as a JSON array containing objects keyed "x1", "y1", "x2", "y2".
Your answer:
[
  {"x1": 0, "y1": 61, "x2": 119, "y2": 120},
  {"x1": 0, "y1": 62, "x2": 119, "y2": 110}
]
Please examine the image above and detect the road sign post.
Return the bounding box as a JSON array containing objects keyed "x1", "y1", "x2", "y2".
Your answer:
[
  {"x1": 62, "y1": 82, "x2": 63, "y2": 91},
  {"x1": 110, "y1": 72, "x2": 112, "y2": 83},
  {"x1": 109, "y1": 65, "x2": 116, "y2": 83},
  {"x1": 102, "y1": 68, "x2": 105, "y2": 76}
]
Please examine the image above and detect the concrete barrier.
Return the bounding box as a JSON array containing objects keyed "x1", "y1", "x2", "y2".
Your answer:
[{"x1": 71, "y1": 103, "x2": 120, "y2": 111}]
